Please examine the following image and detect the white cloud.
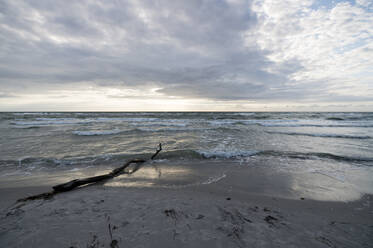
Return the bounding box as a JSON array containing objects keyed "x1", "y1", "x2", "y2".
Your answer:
[
  {"x1": 250, "y1": 0, "x2": 373, "y2": 99},
  {"x1": 356, "y1": 0, "x2": 372, "y2": 7}
]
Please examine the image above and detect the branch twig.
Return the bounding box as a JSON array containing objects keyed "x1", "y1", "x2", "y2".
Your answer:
[
  {"x1": 17, "y1": 143, "x2": 163, "y2": 202},
  {"x1": 151, "y1": 143, "x2": 162, "y2": 160}
]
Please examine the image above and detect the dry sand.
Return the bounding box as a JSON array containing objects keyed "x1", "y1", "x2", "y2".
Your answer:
[{"x1": 0, "y1": 161, "x2": 372, "y2": 247}]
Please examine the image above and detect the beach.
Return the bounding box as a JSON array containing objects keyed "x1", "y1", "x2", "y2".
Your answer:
[{"x1": 1, "y1": 160, "x2": 372, "y2": 248}]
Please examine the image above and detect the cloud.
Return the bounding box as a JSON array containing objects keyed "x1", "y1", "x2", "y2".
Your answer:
[
  {"x1": 0, "y1": 92, "x2": 17, "y2": 98},
  {"x1": 251, "y1": 0, "x2": 373, "y2": 100},
  {"x1": 0, "y1": 0, "x2": 372, "y2": 108}
]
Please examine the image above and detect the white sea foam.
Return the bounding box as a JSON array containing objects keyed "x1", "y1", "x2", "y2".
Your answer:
[
  {"x1": 13, "y1": 112, "x2": 45, "y2": 116},
  {"x1": 202, "y1": 173, "x2": 227, "y2": 185},
  {"x1": 11, "y1": 117, "x2": 192, "y2": 126},
  {"x1": 208, "y1": 120, "x2": 238, "y2": 126},
  {"x1": 260, "y1": 123, "x2": 373, "y2": 127},
  {"x1": 259, "y1": 120, "x2": 373, "y2": 127},
  {"x1": 208, "y1": 118, "x2": 373, "y2": 128},
  {"x1": 135, "y1": 126, "x2": 203, "y2": 132},
  {"x1": 198, "y1": 149, "x2": 259, "y2": 159},
  {"x1": 267, "y1": 131, "x2": 371, "y2": 139},
  {"x1": 130, "y1": 121, "x2": 188, "y2": 127},
  {"x1": 234, "y1": 112, "x2": 255, "y2": 116},
  {"x1": 95, "y1": 117, "x2": 159, "y2": 122},
  {"x1": 12, "y1": 118, "x2": 90, "y2": 126},
  {"x1": 208, "y1": 119, "x2": 298, "y2": 126}
]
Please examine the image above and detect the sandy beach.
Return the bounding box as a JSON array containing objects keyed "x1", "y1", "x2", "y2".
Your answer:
[{"x1": 1, "y1": 160, "x2": 372, "y2": 248}]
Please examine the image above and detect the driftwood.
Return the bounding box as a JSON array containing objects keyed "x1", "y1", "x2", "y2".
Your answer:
[{"x1": 18, "y1": 143, "x2": 162, "y2": 202}]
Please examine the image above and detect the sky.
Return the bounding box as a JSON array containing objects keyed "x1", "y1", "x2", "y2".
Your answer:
[{"x1": 0, "y1": 0, "x2": 372, "y2": 111}]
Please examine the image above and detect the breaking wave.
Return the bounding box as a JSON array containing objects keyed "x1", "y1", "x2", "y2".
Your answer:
[
  {"x1": 255, "y1": 150, "x2": 373, "y2": 163},
  {"x1": 326, "y1": 117, "x2": 345, "y2": 121},
  {"x1": 267, "y1": 131, "x2": 372, "y2": 139},
  {"x1": 72, "y1": 130, "x2": 124, "y2": 136},
  {"x1": 3, "y1": 149, "x2": 371, "y2": 171},
  {"x1": 10, "y1": 117, "x2": 190, "y2": 127},
  {"x1": 198, "y1": 149, "x2": 259, "y2": 159},
  {"x1": 258, "y1": 122, "x2": 373, "y2": 128}
]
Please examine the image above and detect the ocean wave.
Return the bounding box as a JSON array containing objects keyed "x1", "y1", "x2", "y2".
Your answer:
[
  {"x1": 257, "y1": 151, "x2": 373, "y2": 163},
  {"x1": 324, "y1": 113, "x2": 373, "y2": 121},
  {"x1": 72, "y1": 126, "x2": 216, "y2": 136},
  {"x1": 267, "y1": 131, "x2": 372, "y2": 139},
  {"x1": 208, "y1": 120, "x2": 239, "y2": 126},
  {"x1": 12, "y1": 112, "x2": 62, "y2": 116},
  {"x1": 1, "y1": 149, "x2": 372, "y2": 172},
  {"x1": 10, "y1": 115, "x2": 373, "y2": 128},
  {"x1": 11, "y1": 118, "x2": 91, "y2": 126},
  {"x1": 12, "y1": 125, "x2": 41, "y2": 129},
  {"x1": 192, "y1": 149, "x2": 373, "y2": 164},
  {"x1": 208, "y1": 119, "x2": 302, "y2": 126},
  {"x1": 129, "y1": 121, "x2": 188, "y2": 127},
  {"x1": 135, "y1": 126, "x2": 244, "y2": 133},
  {"x1": 72, "y1": 130, "x2": 123, "y2": 136},
  {"x1": 10, "y1": 117, "x2": 193, "y2": 126},
  {"x1": 198, "y1": 149, "x2": 259, "y2": 159},
  {"x1": 95, "y1": 117, "x2": 159, "y2": 122},
  {"x1": 0, "y1": 150, "x2": 204, "y2": 169},
  {"x1": 326, "y1": 117, "x2": 345, "y2": 121},
  {"x1": 207, "y1": 117, "x2": 373, "y2": 128},
  {"x1": 259, "y1": 123, "x2": 373, "y2": 128},
  {"x1": 136, "y1": 127, "x2": 201, "y2": 132}
]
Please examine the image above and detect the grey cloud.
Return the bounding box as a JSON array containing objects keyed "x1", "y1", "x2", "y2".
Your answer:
[
  {"x1": 0, "y1": 0, "x2": 354, "y2": 103},
  {"x1": 0, "y1": 92, "x2": 17, "y2": 98}
]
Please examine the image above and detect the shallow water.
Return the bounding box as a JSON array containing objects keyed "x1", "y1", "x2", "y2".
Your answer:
[{"x1": 0, "y1": 112, "x2": 373, "y2": 200}]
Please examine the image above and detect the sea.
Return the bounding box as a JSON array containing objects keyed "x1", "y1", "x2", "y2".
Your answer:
[{"x1": 1, "y1": 112, "x2": 373, "y2": 200}]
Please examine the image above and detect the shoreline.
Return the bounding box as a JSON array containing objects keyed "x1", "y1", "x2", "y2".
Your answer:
[{"x1": 1, "y1": 159, "x2": 371, "y2": 204}]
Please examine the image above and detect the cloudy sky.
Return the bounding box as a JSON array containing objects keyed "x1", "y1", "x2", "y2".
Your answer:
[{"x1": 0, "y1": 0, "x2": 372, "y2": 111}]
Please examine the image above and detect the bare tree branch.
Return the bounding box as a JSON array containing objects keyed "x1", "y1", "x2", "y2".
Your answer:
[{"x1": 17, "y1": 143, "x2": 163, "y2": 202}]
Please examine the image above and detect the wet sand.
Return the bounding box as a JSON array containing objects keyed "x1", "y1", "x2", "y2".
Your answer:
[{"x1": 1, "y1": 161, "x2": 372, "y2": 247}]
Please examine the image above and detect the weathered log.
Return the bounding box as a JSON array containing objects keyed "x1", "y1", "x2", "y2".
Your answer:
[
  {"x1": 52, "y1": 174, "x2": 114, "y2": 192},
  {"x1": 53, "y1": 158, "x2": 146, "y2": 192},
  {"x1": 111, "y1": 158, "x2": 146, "y2": 176},
  {"x1": 17, "y1": 143, "x2": 162, "y2": 202}
]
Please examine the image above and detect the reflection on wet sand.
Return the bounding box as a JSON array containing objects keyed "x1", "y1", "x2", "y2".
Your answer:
[
  {"x1": 1, "y1": 160, "x2": 372, "y2": 203},
  {"x1": 290, "y1": 172, "x2": 363, "y2": 201},
  {"x1": 105, "y1": 166, "x2": 194, "y2": 188}
]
